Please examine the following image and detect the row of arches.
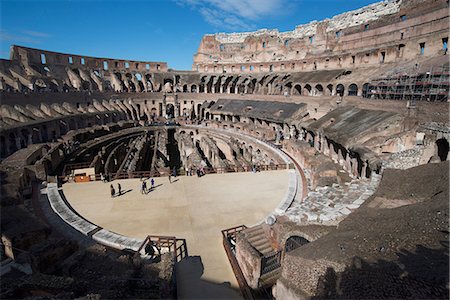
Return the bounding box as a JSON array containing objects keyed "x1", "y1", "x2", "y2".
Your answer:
[{"x1": 0, "y1": 112, "x2": 124, "y2": 158}]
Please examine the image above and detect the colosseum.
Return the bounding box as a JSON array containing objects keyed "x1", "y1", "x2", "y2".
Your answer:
[{"x1": 0, "y1": 0, "x2": 449, "y2": 298}]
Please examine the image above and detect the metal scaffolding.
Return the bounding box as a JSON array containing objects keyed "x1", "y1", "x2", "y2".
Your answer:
[{"x1": 363, "y1": 64, "x2": 449, "y2": 102}]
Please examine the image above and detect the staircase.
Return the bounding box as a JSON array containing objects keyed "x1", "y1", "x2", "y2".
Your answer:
[{"x1": 243, "y1": 225, "x2": 282, "y2": 288}]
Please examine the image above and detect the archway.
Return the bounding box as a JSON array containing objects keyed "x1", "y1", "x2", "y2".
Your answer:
[
  {"x1": 315, "y1": 84, "x2": 324, "y2": 96},
  {"x1": 166, "y1": 104, "x2": 175, "y2": 118},
  {"x1": 436, "y1": 138, "x2": 449, "y2": 161},
  {"x1": 292, "y1": 84, "x2": 301, "y2": 95},
  {"x1": 326, "y1": 84, "x2": 333, "y2": 96},
  {"x1": 191, "y1": 85, "x2": 197, "y2": 93},
  {"x1": 303, "y1": 84, "x2": 312, "y2": 96},
  {"x1": 285, "y1": 236, "x2": 310, "y2": 253},
  {"x1": 362, "y1": 83, "x2": 370, "y2": 98},
  {"x1": 348, "y1": 83, "x2": 358, "y2": 96},
  {"x1": 336, "y1": 84, "x2": 345, "y2": 96}
]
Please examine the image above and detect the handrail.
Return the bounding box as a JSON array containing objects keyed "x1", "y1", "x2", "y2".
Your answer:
[
  {"x1": 136, "y1": 235, "x2": 188, "y2": 262},
  {"x1": 260, "y1": 251, "x2": 282, "y2": 276},
  {"x1": 221, "y1": 225, "x2": 254, "y2": 300}
]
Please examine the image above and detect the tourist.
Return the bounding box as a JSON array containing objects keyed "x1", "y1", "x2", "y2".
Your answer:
[
  {"x1": 117, "y1": 183, "x2": 122, "y2": 196},
  {"x1": 172, "y1": 167, "x2": 177, "y2": 177},
  {"x1": 168, "y1": 174, "x2": 172, "y2": 184},
  {"x1": 141, "y1": 180, "x2": 147, "y2": 194},
  {"x1": 100, "y1": 173, "x2": 105, "y2": 182},
  {"x1": 151, "y1": 178, "x2": 155, "y2": 189},
  {"x1": 110, "y1": 184, "x2": 115, "y2": 198}
]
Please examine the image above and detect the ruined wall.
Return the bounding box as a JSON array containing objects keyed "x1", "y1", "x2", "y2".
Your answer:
[{"x1": 193, "y1": 0, "x2": 448, "y2": 73}]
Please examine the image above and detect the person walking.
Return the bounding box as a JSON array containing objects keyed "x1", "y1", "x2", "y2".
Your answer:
[
  {"x1": 151, "y1": 178, "x2": 155, "y2": 189},
  {"x1": 168, "y1": 174, "x2": 172, "y2": 184},
  {"x1": 110, "y1": 184, "x2": 115, "y2": 198},
  {"x1": 117, "y1": 183, "x2": 122, "y2": 196},
  {"x1": 141, "y1": 180, "x2": 147, "y2": 194}
]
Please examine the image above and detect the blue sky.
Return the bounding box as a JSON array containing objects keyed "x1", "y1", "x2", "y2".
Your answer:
[{"x1": 1, "y1": 0, "x2": 378, "y2": 70}]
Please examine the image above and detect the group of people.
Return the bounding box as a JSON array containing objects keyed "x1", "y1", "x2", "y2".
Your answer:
[
  {"x1": 185, "y1": 166, "x2": 206, "y2": 177},
  {"x1": 110, "y1": 183, "x2": 122, "y2": 198},
  {"x1": 141, "y1": 178, "x2": 155, "y2": 194}
]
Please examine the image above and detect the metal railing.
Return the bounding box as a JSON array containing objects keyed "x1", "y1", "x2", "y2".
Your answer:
[
  {"x1": 221, "y1": 225, "x2": 254, "y2": 300},
  {"x1": 261, "y1": 251, "x2": 282, "y2": 276},
  {"x1": 59, "y1": 162, "x2": 290, "y2": 181},
  {"x1": 136, "y1": 235, "x2": 188, "y2": 263}
]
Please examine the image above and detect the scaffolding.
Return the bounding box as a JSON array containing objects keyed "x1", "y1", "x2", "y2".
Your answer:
[{"x1": 363, "y1": 64, "x2": 449, "y2": 102}]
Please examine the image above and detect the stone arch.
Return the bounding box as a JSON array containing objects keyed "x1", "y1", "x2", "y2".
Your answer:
[
  {"x1": 135, "y1": 73, "x2": 145, "y2": 92},
  {"x1": 326, "y1": 84, "x2": 333, "y2": 96},
  {"x1": 183, "y1": 84, "x2": 188, "y2": 92},
  {"x1": 303, "y1": 84, "x2": 312, "y2": 96},
  {"x1": 20, "y1": 129, "x2": 29, "y2": 148},
  {"x1": 284, "y1": 235, "x2": 310, "y2": 253},
  {"x1": 31, "y1": 128, "x2": 41, "y2": 143},
  {"x1": 436, "y1": 138, "x2": 449, "y2": 161},
  {"x1": 348, "y1": 83, "x2": 358, "y2": 96},
  {"x1": 166, "y1": 103, "x2": 175, "y2": 118},
  {"x1": 292, "y1": 84, "x2": 301, "y2": 95},
  {"x1": 247, "y1": 78, "x2": 257, "y2": 94},
  {"x1": 336, "y1": 84, "x2": 345, "y2": 96},
  {"x1": 191, "y1": 84, "x2": 198, "y2": 93},
  {"x1": 315, "y1": 84, "x2": 324, "y2": 96},
  {"x1": 362, "y1": 83, "x2": 370, "y2": 98}
]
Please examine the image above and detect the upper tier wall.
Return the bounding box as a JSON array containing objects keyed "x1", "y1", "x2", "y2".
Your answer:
[
  {"x1": 193, "y1": 0, "x2": 449, "y2": 72},
  {"x1": 11, "y1": 45, "x2": 168, "y2": 73}
]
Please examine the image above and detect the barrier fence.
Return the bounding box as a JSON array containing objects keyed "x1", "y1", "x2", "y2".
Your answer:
[{"x1": 59, "y1": 163, "x2": 292, "y2": 181}]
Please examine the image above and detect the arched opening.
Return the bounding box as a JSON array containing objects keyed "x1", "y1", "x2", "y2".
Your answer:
[
  {"x1": 135, "y1": 73, "x2": 145, "y2": 92},
  {"x1": 326, "y1": 84, "x2": 333, "y2": 96},
  {"x1": 292, "y1": 84, "x2": 301, "y2": 95},
  {"x1": 436, "y1": 138, "x2": 449, "y2": 161},
  {"x1": 125, "y1": 73, "x2": 136, "y2": 92},
  {"x1": 285, "y1": 236, "x2": 310, "y2": 253},
  {"x1": 336, "y1": 84, "x2": 345, "y2": 96},
  {"x1": 303, "y1": 84, "x2": 312, "y2": 96},
  {"x1": 348, "y1": 83, "x2": 358, "y2": 96},
  {"x1": 191, "y1": 84, "x2": 197, "y2": 93},
  {"x1": 183, "y1": 84, "x2": 188, "y2": 92},
  {"x1": 362, "y1": 83, "x2": 370, "y2": 98},
  {"x1": 20, "y1": 129, "x2": 29, "y2": 148},
  {"x1": 315, "y1": 84, "x2": 324, "y2": 96},
  {"x1": 166, "y1": 104, "x2": 175, "y2": 118}
]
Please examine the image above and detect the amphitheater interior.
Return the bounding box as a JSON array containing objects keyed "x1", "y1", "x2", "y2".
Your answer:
[{"x1": 0, "y1": 0, "x2": 449, "y2": 298}]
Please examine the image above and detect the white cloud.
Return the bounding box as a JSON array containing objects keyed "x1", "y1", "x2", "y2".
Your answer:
[
  {"x1": 20, "y1": 30, "x2": 51, "y2": 38},
  {"x1": 0, "y1": 29, "x2": 51, "y2": 45},
  {"x1": 176, "y1": 0, "x2": 287, "y2": 31}
]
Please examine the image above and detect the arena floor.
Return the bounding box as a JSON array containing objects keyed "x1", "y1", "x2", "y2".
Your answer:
[{"x1": 63, "y1": 170, "x2": 289, "y2": 298}]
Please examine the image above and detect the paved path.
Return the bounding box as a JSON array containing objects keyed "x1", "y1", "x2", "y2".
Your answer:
[{"x1": 63, "y1": 170, "x2": 289, "y2": 298}]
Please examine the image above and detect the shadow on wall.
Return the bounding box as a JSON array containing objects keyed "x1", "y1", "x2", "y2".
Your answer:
[
  {"x1": 176, "y1": 256, "x2": 243, "y2": 299},
  {"x1": 313, "y1": 242, "x2": 449, "y2": 299}
]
